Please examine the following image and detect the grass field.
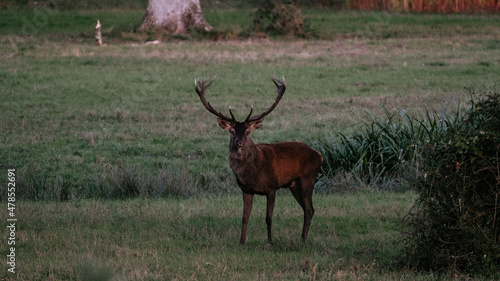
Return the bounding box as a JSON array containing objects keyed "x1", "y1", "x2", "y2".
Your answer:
[
  {"x1": 15, "y1": 192, "x2": 420, "y2": 280},
  {"x1": 1, "y1": 6, "x2": 500, "y2": 280}
]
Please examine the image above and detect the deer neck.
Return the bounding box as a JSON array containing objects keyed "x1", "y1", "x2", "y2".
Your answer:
[{"x1": 228, "y1": 137, "x2": 261, "y2": 177}]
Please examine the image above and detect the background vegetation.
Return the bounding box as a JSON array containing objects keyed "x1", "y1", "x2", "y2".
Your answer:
[
  {"x1": 404, "y1": 91, "x2": 500, "y2": 274},
  {"x1": 2, "y1": 0, "x2": 500, "y2": 12},
  {"x1": 2, "y1": 7, "x2": 499, "y2": 200},
  {"x1": 1, "y1": 1, "x2": 499, "y2": 279}
]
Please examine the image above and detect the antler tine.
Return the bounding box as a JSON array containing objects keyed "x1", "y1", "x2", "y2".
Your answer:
[
  {"x1": 195, "y1": 74, "x2": 235, "y2": 123},
  {"x1": 245, "y1": 76, "x2": 286, "y2": 123},
  {"x1": 229, "y1": 106, "x2": 237, "y2": 121},
  {"x1": 243, "y1": 105, "x2": 254, "y2": 123},
  {"x1": 204, "y1": 73, "x2": 218, "y2": 88}
]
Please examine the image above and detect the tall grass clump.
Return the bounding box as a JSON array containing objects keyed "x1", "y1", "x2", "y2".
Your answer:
[
  {"x1": 9, "y1": 166, "x2": 196, "y2": 201},
  {"x1": 404, "y1": 90, "x2": 500, "y2": 276},
  {"x1": 313, "y1": 105, "x2": 461, "y2": 191}
]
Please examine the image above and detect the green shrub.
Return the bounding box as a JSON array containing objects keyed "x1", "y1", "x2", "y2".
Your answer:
[
  {"x1": 404, "y1": 90, "x2": 500, "y2": 275},
  {"x1": 244, "y1": 1, "x2": 316, "y2": 39}
]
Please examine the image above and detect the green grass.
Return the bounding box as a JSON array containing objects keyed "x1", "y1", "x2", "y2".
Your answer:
[
  {"x1": 2, "y1": 27, "x2": 499, "y2": 199},
  {"x1": 1, "y1": 8, "x2": 500, "y2": 278},
  {"x1": 2, "y1": 9, "x2": 500, "y2": 199},
  {"x1": 2, "y1": 8, "x2": 500, "y2": 38},
  {"x1": 304, "y1": 11, "x2": 500, "y2": 39},
  {"x1": 12, "y1": 191, "x2": 423, "y2": 280}
]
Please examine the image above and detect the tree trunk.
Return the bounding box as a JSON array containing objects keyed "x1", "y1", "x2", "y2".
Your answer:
[{"x1": 139, "y1": 0, "x2": 213, "y2": 33}]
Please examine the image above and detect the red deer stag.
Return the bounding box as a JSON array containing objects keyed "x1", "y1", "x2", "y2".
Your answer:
[{"x1": 194, "y1": 75, "x2": 323, "y2": 244}]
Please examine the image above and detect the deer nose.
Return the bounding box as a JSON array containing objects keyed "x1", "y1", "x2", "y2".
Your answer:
[{"x1": 236, "y1": 140, "x2": 245, "y2": 147}]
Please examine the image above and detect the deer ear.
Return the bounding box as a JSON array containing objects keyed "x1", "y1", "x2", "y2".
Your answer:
[
  {"x1": 217, "y1": 118, "x2": 232, "y2": 130},
  {"x1": 248, "y1": 119, "x2": 263, "y2": 131}
]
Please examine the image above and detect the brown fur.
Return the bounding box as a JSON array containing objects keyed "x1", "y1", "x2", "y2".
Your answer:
[
  {"x1": 195, "y1": 75, "x2": 323, "y2": 244},
  {"x1": 219, "y1": 120, "x2": 323, "y2": 244}
]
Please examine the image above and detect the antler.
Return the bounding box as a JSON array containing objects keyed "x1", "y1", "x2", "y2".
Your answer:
[
  {"x1": 195, "y1": 74, "x2": 236, "y2": 123},
  {"x1": 244, "y1": 76, "x2": 286, "y2": 123}
]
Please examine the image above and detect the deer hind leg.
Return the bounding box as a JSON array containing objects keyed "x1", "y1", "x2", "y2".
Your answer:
[
  {"x1": 290, "y1": 179, "x2": 315, "y2": 241},
  {"x1": 240, "y1": 192, "x2": 254, "y2": 245},
  {"x1": 266, "y1": 191, "x2": 276, "y2": 244}
]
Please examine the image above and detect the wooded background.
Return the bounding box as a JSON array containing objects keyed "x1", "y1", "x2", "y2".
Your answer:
[{"x1": 3, "y1": 0, "x2": 499, "y2": 12}]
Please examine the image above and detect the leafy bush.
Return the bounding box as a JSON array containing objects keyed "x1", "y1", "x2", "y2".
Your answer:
[
  {"x1": 404, "y1": 90, "x2": 500, "y2": 275},
  {"x1": 244, "y1": 1, "x2": 316, "y2": 39},
  {"x1": 314, "y1": 89, "x2": 499, "y2": 274}
]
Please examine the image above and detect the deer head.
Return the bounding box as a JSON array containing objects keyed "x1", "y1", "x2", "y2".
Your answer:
[{"x1": 195, "y1": 75, "x2": 286, "y2": 152}]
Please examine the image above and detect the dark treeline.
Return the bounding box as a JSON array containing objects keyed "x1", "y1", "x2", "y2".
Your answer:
[{"x1": 2, "y1": 0, "x2": 343, "y2": 10}]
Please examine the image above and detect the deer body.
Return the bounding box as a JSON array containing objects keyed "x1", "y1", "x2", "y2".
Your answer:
[
  {"x1": 229, "y1": 142, "x2": 321, "y2": 194},
  {"x1": 195, "y1": 75, "x2": 323, "y2": 244}
]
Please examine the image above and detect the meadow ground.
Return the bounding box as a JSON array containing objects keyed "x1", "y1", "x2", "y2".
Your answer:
[
  {"x1": 13, "y1": 192, "x2": 419, "y2": 280},
  {"x1": 1, "y1": 7, "x2": 500, "y2": 280}
]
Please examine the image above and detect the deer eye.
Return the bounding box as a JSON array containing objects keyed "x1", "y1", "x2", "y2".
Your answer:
[
  {"x1": 229, "y1": 129, "x2": 236, "y2": 135},
  {"x1": 245, "y1": 129, "x2": 251, "y2": 136}
]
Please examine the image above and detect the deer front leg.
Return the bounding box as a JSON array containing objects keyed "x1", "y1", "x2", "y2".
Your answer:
[
  {"x1": 240, "y1": 192, "x2": 254, "y2": 244},
  {"x1": 266, "y1": 191, "x2": 276, "y2": 244}
]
